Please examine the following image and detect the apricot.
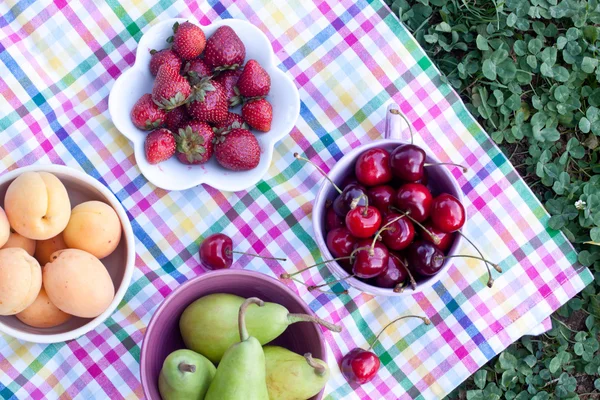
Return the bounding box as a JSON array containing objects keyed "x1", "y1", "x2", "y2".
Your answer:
[
  {"x1": 0, "y1": 248, "x2": 42, "y2": 315},
  {"x1": 63, "y1": 201, "x2": 121, "y2": 259},
  {"x1": 0, "y1": 207, "x2": 9, "y2": 248},
  {"x1": 16, "y1": 287, "x2": 71, "y2": 328},
  {"x1": 35, "y1": 233, "x2": 67, "y2": 266},
  {"x1": 43, "y1": 249, "x2": 115, "y2": 318},
  {"x1": 4, "y1": 172, "x2": 71, "y2": 240},
  {"x1": 1, "y1": 230, "x2": 36, "y2": 256}
]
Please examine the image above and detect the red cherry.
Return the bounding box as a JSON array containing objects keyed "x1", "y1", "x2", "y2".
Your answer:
[
  {"x1": 341, "y1": 348, "x2": 380, "y2": 384},
  {"x1": 326, "y1": 228, "x2": 357, "y2": 259},
  {"x1": 199, "y1": 233, "x2": 233, "y2": 270},
  {"x1": 430, "y1": 194, "x2": 465, "y2": 233},
  {"x1": 405, "y1": 240, "x2": 444, "y2": 276},
  {"x1": 325, "y1": 207, "x2": 344, "y2": 232},
  {"x1": 374, "y1": 253, "x2": 408, "y2": 289},
  {"x1": 390, "y1": 144, "x2": 426, "y2": 182},
  {"x1": 395, "y1": 183, "x2": 433, "y2": 222},
  {"x1": 333, "y1": 183, "x2": 368, "y2": 217},
  {"x1": 380, "y1": 213, "x2": 415, "y2": 251},
  {"x1": 367, "y1": 185, "x2": 395, "y2": 215},
  {"x1": 420, "y1": 221, "x2": 454, "y2": 252},
  {"x1": 355, "y1": 148, "x2": 392, "y2": 187},
  {"x1": 345, "y1": 206, "x2": 382, "y2": 238},
  {"x1": 352, "y1": 239, "x2": 389, "y2": 278}
]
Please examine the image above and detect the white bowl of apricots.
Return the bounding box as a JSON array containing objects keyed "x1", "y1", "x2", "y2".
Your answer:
[{"x1": 0, "y1": 165, "x2": 135, "y2": 343}]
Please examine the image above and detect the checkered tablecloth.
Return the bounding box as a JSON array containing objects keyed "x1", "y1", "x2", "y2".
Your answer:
[{"x1": 0, "y1": 1, "x2": 592, "y2": 399}]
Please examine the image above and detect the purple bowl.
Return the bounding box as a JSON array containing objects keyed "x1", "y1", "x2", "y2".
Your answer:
[
  {"x1": 140, "y1": 270, "x2": 326, "y2": 400},
  {"x1": 312, "y1": 102, "x2": 464, "y2": 296}
]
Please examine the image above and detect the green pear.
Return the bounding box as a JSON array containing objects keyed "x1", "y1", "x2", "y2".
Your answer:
[
  {"x1": 158, "y1": 349, "x2": 216, "y2": 400},
  {"x1": 264, "y1": 346, "x2": 329, "y2": 400},
  {"x1": 179, "y1": 293, "x2": 342, "y2": 363},
  {"x1": 205, "y1": 297, "x2": 269, "y2": 400}
]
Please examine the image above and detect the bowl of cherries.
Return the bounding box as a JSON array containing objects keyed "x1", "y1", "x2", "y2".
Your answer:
[{"x1": 299, "y1": 104, "x2": 499, "y2": 296}]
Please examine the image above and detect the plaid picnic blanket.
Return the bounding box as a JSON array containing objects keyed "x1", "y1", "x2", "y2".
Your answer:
[{"x1": 0, "y1": 0, "x2": 592, "y2": 399}]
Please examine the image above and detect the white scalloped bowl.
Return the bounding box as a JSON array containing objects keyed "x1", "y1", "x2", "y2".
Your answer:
[{"x1": 109, "y1": 18, "x2": 300, "y2": 192}]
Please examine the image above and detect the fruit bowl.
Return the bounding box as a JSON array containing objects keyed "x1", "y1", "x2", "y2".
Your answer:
[
  {"x1": 0, "y1": 165, "x2": 135, "y2": 343},
  {"x1": 109, "y1": 18, "x2": 300, "y2": 192},
  {"x1": 140, "y1": 269, "x2": 327, "y2": 400},
  {"x1": 312, "y1": 103, "x2": 465, "y2": 296}
]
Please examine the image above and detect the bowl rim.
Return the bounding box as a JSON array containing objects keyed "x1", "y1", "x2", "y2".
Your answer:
[
  {"x1": 108, "y1": 17, "x2": 300, "y2": 192},
  {"x1": 0, "y1": 164, "x2": 136, "y2": 343},
  {"x1": 312, "y1": 138, "x2": 464, "y2": 297},
  {"x1": 140, "y1": 269, "x2": 327, "y2": 399}
]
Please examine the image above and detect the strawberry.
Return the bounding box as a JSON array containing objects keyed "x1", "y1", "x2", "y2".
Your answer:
[
  {"x1": 176, "y1": 121, "x2": 214, "y2": 164},
  {"x1": 186, "y1": 79, "x2": 228, "y2": 124},
  {"x1": 242, "y1": 98, "x2": 272, "y2": 132},
  {"x1": 214, "y1": 128, "x2": 260, "y2": 171},
  {"x1": 171, "y1": 21, "x2": 206, "y2": 61},
  {"x1": 152, "y1": 64, "x2": 192, "y2": 110},
  {"x1": 214, "y1": 69, "x2": 243, "y2": 107},
  {"x1": 212, "y1": 112, "x2": 248, "y2": 131},
  {"x1": 204, "y1": 26, "x2": 246, "y2": 70},
  {"x1": 145, "y1": 128, "x2": 176, "y2": 164},
  {"x1": 237, "y1": 59, "x2": 270, "y2": 98},
  {"x1": 149, "y1": 49, "x2": 182, "y2": 76},
  {"x1": 130, "y1": 93, "x2": 167, "y2": 130},
  {"x1": 165, "y1": 107, "x2": 190, "y2": 132},
  {"x1": 184, "y1": 59, "x2": 212, "y2": 85}
]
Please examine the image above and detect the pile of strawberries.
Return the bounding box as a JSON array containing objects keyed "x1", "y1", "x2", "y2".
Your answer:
[{"x1": 130, "y1": 21, "x2": 273, "y2": 171}]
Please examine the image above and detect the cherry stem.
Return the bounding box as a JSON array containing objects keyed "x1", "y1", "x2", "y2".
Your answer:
[
  {"x1": 304, "y1": 353, "x2": 327, "y2": 377},
  {"x1": 294, "y1": 153, "x2": 342, "y2": 194},
  {"x1": 230, "y1": 250, "x2": 287, "y2": 262},
  {"x1": 370, "y1": 215, "x2": 407, "y2": 255},
  {"x1": 178, "y1": 363, "x2": 196, "y2": 373},
  {"x1": 457, "y1": 231, "x2": 501, "y2": 288},
  {"x1": 390, "y1": 253, "x2": 417, "y2": 290},
  {"x1": 390, "y1": 208, "x2": 441, "y2": 245},
  {"x1": 424, "y1": 162, "x2": 468, "y2": 173},
  {"x1": 308, "y1": 274, "x2": 355, "y2": 291},
  {"x1": 390, "y1": 108, "x2": 415, "y2": 145},
  {"x1": 367, "y1": 315, "x2": 431, "y2": 351},
  {"x1": 350, "y1": 193, "x2": 369, "y2": 216},
  {"x1": 393, "y1": 282, "x2": 405, "y2": 293},
  {"x1": 287, "y1": 313, "x2": 343, "y2": 332},
  {"x1": 280, "y1": 256, "x2": 353, "y2": 279},
  {"x1": 291, "y1": 275, "x2": 349, "y2": 295},
  {"x1": 436, "y1": 254, "x2": 501, "y2": 275}
]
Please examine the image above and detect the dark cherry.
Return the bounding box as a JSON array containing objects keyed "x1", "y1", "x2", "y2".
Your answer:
[
  {"x1": 341, "y1": 348, "x2": 380, "y2": 384},
  {"x1": 390, "y1": 144, "x2": 426, "y2": 182},
  {"x1": 420, "y1": 221, "x2": 454, "y2": 252},
  {"x1": 199, "y1": 233, "x2": 233, "y2": 270},
  {"x1": 325, "y1": 207, "x2": 344, "y2": 232},
  {"x1": 415, "y1": 168, "x2": 429, "y2": 186},
  {"x1": 352, "y1": 239, "x2": 389, "y2": 278},
  {"x1": 380, "y1": 213, "x2": 415, "y2": 251},
  {"x1": 395, "y1": 183, "x2": 433, "y2": 222},
  {"x1": 333, "y1": 183, "x2": 368, "y2": 217},
  {"x1": 326, "y1": 228, "x2": 357, "y2": 259},
  {"x1": 367, "y1": 185, "x2": 395, "y2": 215},
  {"x1": 430, "y1": 193, "x2": 466, "y2": 233},
  {"x1": 355, "y1": 148, "x2": 392, "y2": 187},
  {"x1": 405, "y1": 240, "x2": 444, "y2": 276},
  {"x1": 345, "y1": 206, "x2": 382, "y2": 238},
  {"x1": 374, "y1": 254, "x2": 408, "y2": 289}
]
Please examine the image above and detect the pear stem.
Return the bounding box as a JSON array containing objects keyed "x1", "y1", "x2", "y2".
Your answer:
[
  {"x1": 230, "y1": 250, "x2": 287, "y2": 262},
  {"x1": 424, "y1": 162, "x2": 468, "y2": 173},
  {"x1": 457, "y1": 231, "x2": 501, "y2": 287},
  {"x1": 369, "y1": 215, "x2": 406, "y2": 255},
  {"x1": 390, "y1": 108, "x2": 414, "y2": 145},
  {"x1": 304, "y1": 353, "x2": 326, "y2": 377},
  {"x1": 280, "y1": 256, "x2": 353, "y2": 279},
  {"x1": 239, "y1": 297, "x2": 264, "y2": 342},
  {"x1": 367, "y1": 315, "x2": 431, "y2": 351},
  {"x1": 287, "y1": 313, "x2": 343, "y2": 333},
  {"x1": 294, "y1": 153, "x2": 342, "y2": 194},
  {"x1": 178, "y1": 363, "x2": 196, "y2": 373}
]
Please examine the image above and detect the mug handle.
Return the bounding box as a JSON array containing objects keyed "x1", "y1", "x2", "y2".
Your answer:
[{"x1": 385, "y1": 102, "x2": 410, "y2": 142}]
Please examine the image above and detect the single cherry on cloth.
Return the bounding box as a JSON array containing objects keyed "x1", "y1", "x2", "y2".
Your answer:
[
  {"x1": 352, "y1": 239, "x2": 389, "y2": 278},
  {"x1": 326, "y1": 228, "x2": 357, "y2": 259},
  {"x1": 367, "y1": 185, "x2": 395, "y2": 215},
  {"x1": 379, "y1": 213, "x2": 415, "y2": 251},
  {"x1": 325, "y1": 206, "x2": 344, "y2": 232},
  {"x1": 199, "y1": 233, "x2": 287, "y2": 270},
  {"x1": 430, "y1": 193, "x2": 466, "y2": 233},
  {"x1": 390, "y1": 144, "x2": 427, "y2": 182},
  {"x1": 333, "y1": 183, "x2": 368, "y2": 217},
  {"x1": 355, "y1": 148, "x2": 392, "y2": 187},
  {"x1": 420, "y1": 221, "x2": 454, "y2": 252},
  {"x1": 395, "y1": 183, "x2": 433, "y2": 222},
  {"x1": 341, "y1": 314, "x2": 431, "y2": 385}
]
